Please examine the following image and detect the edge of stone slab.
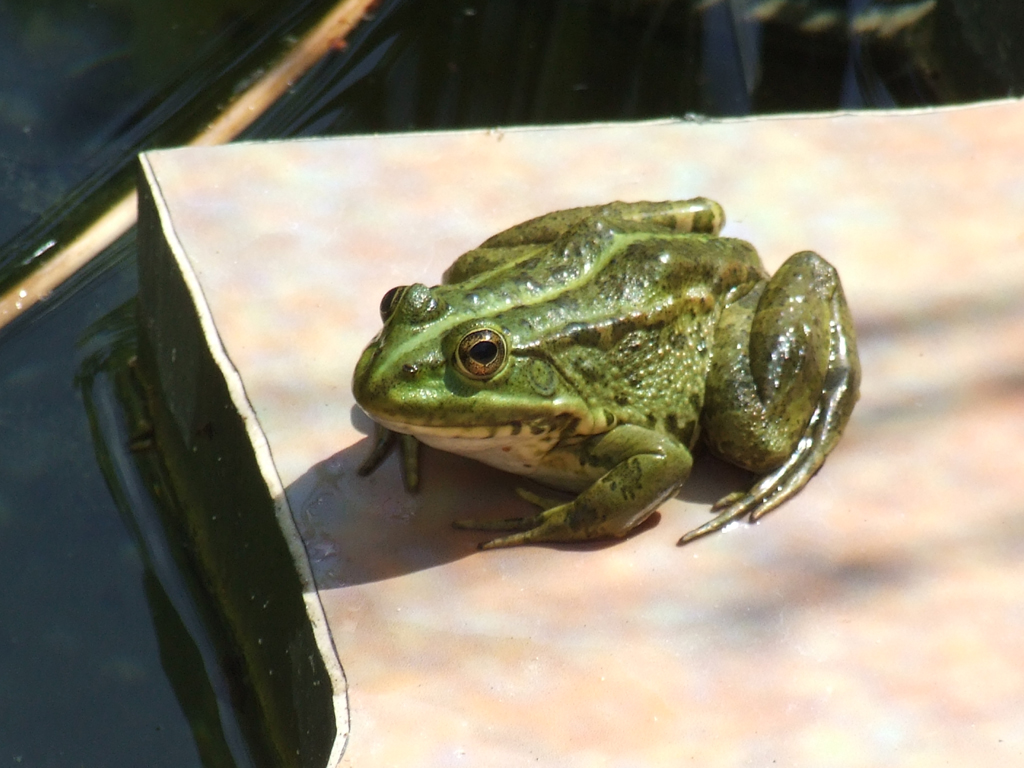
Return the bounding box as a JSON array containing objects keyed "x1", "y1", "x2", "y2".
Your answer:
[
  {"x1": 136, "y1": 152, "x2": 349, "y2": 767},
  {"x1": 140, "y1": 97, "x2": 1024, "y2": 160}
]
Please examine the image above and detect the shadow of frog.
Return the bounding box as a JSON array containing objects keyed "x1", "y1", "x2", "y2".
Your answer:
[{"x1": 285, "y1": 407, "x2": 755, "y2": 589}]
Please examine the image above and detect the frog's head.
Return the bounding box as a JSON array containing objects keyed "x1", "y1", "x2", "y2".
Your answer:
[{"x1": 353, "y1": 282, "x2": 595, "y2": 446}]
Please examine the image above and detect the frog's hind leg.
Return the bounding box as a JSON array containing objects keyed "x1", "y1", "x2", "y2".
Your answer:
[
  {"x1": 682, "y1": 251, "x2": 861, "y2": 544},
  {"x1": 454, "y1": 425, "x2": 692, "y2": 549}
]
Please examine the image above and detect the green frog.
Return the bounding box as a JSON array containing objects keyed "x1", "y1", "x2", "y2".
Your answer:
[{"x1": 352, "y1": 198, "x2": 860, "y2": 549}]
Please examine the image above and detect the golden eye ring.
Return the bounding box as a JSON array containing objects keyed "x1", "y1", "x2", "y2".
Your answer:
[{"x1": 456, "y1": 329, "x2": 507, "y2": 380}]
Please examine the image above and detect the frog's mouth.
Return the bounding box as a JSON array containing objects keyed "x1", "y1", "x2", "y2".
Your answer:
[
  {"x1": 370, "y1": 413, "x2": 558, "y2": 442},
  {"x1": 371, "y1": 413, "x2": 567, "y2": 477}
]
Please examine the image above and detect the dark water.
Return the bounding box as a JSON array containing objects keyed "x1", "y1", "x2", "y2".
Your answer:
[
  {"x1": 0, "y1": 244, "x2": 223, "y2": 765},
  {"x1": 0, "y1": 0, "x2": 1021, "y2": 764}
]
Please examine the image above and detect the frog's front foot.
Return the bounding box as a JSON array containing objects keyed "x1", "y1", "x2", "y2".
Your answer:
[
  {"x1": 452, "y1": 487, "x2": 569, "y2": 548},
  {"x1": 456, "y1": 427, "x2": 691, "y2": 549},
  {"x1": 453, "y1": 487, "x2": 599, "y2": 549},
  {"x1": 452, "y1": 510, "x2": 546, "y2": 550},
  {"x1": 356, "y1": 424, "x2": 421, "y2": 491}
]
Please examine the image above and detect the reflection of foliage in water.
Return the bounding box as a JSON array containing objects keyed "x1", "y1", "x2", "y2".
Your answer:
[
  {"x1": 0, "y1": 236, "x2": 215, "y2": 764},
  {"x1": 245, "y1": 0, "x2": 1020, "y2": 140},
  {"x1": 75, "y1": 298, "x2": 267, "y2": 768},
  {"x1": 4, "y1": 0, "x2": 1023, "y2": 294},
  {"x1": 0, "y1": 0, "x2": 338, "y2": 292}
]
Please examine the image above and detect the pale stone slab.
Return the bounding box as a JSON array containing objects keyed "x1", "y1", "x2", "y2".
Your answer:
[{"x1": 141, "y1": 101, "x2": 1024, "y2": 766}]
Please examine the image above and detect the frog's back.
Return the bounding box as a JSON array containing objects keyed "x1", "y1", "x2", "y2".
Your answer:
[{"x1": 482, "y1": 229, "x2": 766, "y2": 449}]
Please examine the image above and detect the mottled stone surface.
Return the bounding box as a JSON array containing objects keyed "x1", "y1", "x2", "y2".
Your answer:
[{"x1": 144, "y1": 101, "x2": 1024, "y2": 767}]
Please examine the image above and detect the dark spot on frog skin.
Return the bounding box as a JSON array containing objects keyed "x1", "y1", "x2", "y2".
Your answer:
[
  {"x1": 667, "y1": 329, "x2": 688, "y2": 348},
  {"x1": 566, "y1": 500, "x2": 596, "y2": 532},
  {"x1": 560, "y1": 415, "x2": 582, "y2": 437},
  {"x1": 665, "y1": 413, "x2": 696, "y2": 446},
  {"x1": 577, "y1": 358, "x2": 602, "y2": 383},
  {"x1": 616, "y1": 458, "x2": 643, "y2": 501},
  {"x1": 564, "y1": 322, "x2": 600, "y2": 347}
]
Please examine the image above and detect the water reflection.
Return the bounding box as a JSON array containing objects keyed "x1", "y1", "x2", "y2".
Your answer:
[
  {"x1": 77, "y1": 298, "x2": 259, "y2": 767},
  {"x1": 0, "y1": 243, "x2": 211, "y2": 764}
]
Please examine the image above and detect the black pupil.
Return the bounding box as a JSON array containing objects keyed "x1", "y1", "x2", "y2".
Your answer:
[{"x1": 469, "y1": 340, "x2": 498, "y2": 364}]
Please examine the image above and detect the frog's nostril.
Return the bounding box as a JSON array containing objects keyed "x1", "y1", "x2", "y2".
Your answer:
[{"x1": 402, "y1": 363, "x2": 419, "y2": 376}]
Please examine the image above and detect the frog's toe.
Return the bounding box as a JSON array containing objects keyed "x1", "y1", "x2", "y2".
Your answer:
[
  {"x1": 477, "y1": 530, "x2": 541, "y2": 550},
  {"x1": 474, "y1": 510, "x2": 585, "y2": 550},
  {"x1": 709, "y1": 489, "x2": 746, "y2": 512},
  {"x1": 680, "y1": 431, "x2": 823, "y2": 545},
  {"x1": 452, "y1": 490, "x2": 563, "y2": 536},
  {"x1": 452, "y1": 514, "x2": 557, "y2": 549},
  {"x1": 457, "y1": 500, "x2": 620, "y2": 549},
  {"x1": 452, "y1": 513, "x2": 542, "y2": 533},
  {"x1": 514, "y1": 487, "x2": 565, "y2": 510},
  {"x1": 677, "y1": 500, "x2": 756, "y2": 545}
]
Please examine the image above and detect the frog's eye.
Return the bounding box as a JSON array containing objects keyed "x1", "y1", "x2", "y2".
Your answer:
[
  {"x1": 455, "y1": 329, "x2": 507, "y2": 380},
  {"x1": 379, "y1": 286, "x2": 408, "y2": 322}
]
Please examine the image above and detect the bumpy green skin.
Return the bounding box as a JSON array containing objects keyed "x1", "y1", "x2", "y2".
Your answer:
[{"x1": 352, "y1": 198, "x2": 860, "y2": 548}]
